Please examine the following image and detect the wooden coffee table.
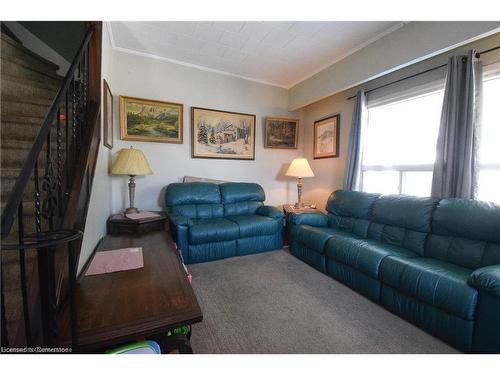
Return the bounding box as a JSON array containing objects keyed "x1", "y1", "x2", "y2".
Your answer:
[{"x1": 57, "y1": 231, "x2": 202, "y2": 353}]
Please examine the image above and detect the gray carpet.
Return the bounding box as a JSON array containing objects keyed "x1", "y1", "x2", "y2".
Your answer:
[{"x1": 188, "y1": 249, "x2": 459, "y2": 354}]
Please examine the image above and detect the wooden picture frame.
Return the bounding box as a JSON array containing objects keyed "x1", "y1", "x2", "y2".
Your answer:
[
  {"x1": 313, "y1": 114, "x2": 340, "y2": 159},
  {"x1": 119, "y1": 95, "x2": 183, "y2": 143},
  {"x1": 264, "y1": 117, "x2": 299, "y2": 149},
  {"x1": 191, "y1": 107, "x2": 256, "y2": 160},
  {"x1": 103, "y1": 79, "x2": 113, "y2": 149}
]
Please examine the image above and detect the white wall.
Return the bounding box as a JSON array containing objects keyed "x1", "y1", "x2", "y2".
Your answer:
[
  {"x1": 107, "y1": 50, "x2": 301, "y2": 215},
  {"x1": 78, "y1": 25, "x2": 114, "y2": 272},
  {"x1": 289, "y1": 22, "x2": 500, "y2": 111},
  {"x1": 300, "y1": 32, "x2": 500, "y2": 209}
]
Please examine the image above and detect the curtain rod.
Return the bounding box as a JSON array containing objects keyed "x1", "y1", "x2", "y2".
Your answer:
[{"x1": 346, "y1": 45, "x2": 500, "y2": 100}]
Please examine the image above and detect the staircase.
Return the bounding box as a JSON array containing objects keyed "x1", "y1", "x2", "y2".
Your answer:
[
  {"x1": 0, "y1": 22, "x2": 102, "y2": 350},
  {"x1": 1, "y1": 30, "x2": 64, "y2": 345},
  {"x1": 1, "y1": 31, "x2": 63, "y2": 227}
]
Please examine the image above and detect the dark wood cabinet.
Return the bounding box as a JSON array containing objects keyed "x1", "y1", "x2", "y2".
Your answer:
[{"x1": 107, "y1": 211, "x2": 168, "y2": 235}]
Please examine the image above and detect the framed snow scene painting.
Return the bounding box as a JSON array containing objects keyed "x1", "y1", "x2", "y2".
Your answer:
[{"x1": 191, "y1": 107, "x2": 256, "y2": 160}]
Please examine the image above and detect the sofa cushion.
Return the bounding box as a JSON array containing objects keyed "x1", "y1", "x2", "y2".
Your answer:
[
  {"x1": 220, "y1": 182, "x2": 265, "y2": 203},
  {"x1": 368, "y1": 195, "x2": 438, "y2": 255},
  {"x1": 294, "y1": 226, "x2": 351, "y2": 254},
  {"x1": 326, "y1": 190, "x2": 379, "y2": 219},
  {"x1": 166, "y1": 182, "x2": 224, "y2": 219},
  {"x1": 166, "y1": 182, "x2": 221, "y2": 206},
  {"x1": 188, "y1": 218, "x2": 239, "y2": 245},
  {"x1": 372, "y1": 195, "x2": 438, "y2": 232},
  {"x1": 380, "y1": 256, "x2": 478, "y2": 320},
  {"x1": 169, "y1": 203, "x2": 224, "y2": 219},
  {"x1": 426, "y1": 199, "x2": 500, "y2": 268},
  {"x1": 328, "y1": 214, "x2": 371, "y2": 238},
  {"x1": 224, "y1": 201, "x2": 263, "y2": 216},
  {"x1": 432, "y1": 199, "x2": 500, "y2": 243},
  {"x1": 326, "y1": 237, "x2": 418, "y2": 279},
  {"x1": 226, "y1": 215, "x2": 281, "y2": 238}
]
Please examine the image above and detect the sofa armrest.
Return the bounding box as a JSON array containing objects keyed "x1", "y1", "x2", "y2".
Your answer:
[
  {"x1": 288, "y1": 212, "x2": 328, "y2": 227},
  {"x1": 468, "y1": 265, "x2": 500, "y2": 299},
  {"x1": 256, "y1": 205, "x2": 284, "y2": 220},
  {"x1": 167, "y1": 214, "x2": 190, "y2": 262},
  {"x1": 168, "y1": 213, "x2": 192, "y2": 227}
]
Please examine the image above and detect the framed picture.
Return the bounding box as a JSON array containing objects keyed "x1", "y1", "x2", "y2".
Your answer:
[
  {"x1": 313, "y1": 114, "x2": 340, "y2": 159},
  {"x1": 119, "y1": 95, "x2": 183, "y2": 143},
  {"x1": 103, "y1": 79, "x2": 113, "y2": 149},
  {"x1": 191, "y1": 107, "x2": 256, "y2": 160},
  {"x1": 264, "y1": 117, "x2": 299, "y2": 149}
]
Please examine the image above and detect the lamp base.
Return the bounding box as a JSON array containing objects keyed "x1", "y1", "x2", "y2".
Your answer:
[{"x1": 124, "y1": 207, "x2": 139, "y2": 215}]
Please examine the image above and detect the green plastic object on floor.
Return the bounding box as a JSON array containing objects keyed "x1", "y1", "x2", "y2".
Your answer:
[
  {"x1": 167, "y1": 325, "x2": 190, "y2": 336},
  {"x1": 106, "y1": 340, "x2": 161, "y2": 354}
]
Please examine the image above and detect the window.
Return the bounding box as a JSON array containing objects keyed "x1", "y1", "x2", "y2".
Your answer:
[
  {"x1": 477, "y1": 69, "x2": 500, "y2": 203},
  {"x1": 361, "y1": 90, "x2": 444, "y2": 196}
]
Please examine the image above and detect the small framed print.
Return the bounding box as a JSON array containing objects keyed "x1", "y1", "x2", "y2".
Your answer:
[
  {"x1": 103, "y1": 79, "x2": 113, "y2": 149},
  {"x1": 264, "y1": 117, "x2": 299, "y2": 149},
  {"x1": 313, "y1": 114, "x2": 340, "y2": 159}
]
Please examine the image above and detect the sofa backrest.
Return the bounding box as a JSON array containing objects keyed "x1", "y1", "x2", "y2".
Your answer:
[
  {"x1": 368, "y1": 195, "x2": 439, "y2": 255},
  {"x1": 426, "y1": 198, "x2": 500, "y2": 269},
  {"x1": 220, "y1": 182, "x2": 265, "y2": 216},
  {"x1": 326, "y1": 190, "x2": 380, "y2": 238},
  {"x1": 165, "y1": 182, "x2": 224, "y2": 219}
]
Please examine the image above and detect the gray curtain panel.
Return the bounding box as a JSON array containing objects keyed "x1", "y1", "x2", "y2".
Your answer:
[
  {"x1": 343, "y1": 89, "x2": 367, "y2": 190},
  {"x1": 431, "y1": 50, "x2": 483, "y2": 199}
]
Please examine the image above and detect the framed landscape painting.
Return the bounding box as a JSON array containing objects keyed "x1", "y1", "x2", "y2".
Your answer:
[
  {"x1": 191, "y1": 107, "x2": 256, "y2": 160},
  {"x1": 313, "y1": 114, "x2": 340, "y2": 159},
  {"x1": 119, "y1": 95, "x2": 183, "y2": 143},
  {"x1": 264, "y1": 117, "x2": 299, "y2": 149}
]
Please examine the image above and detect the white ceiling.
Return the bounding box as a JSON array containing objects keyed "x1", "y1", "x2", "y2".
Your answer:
[{"x1": 109, "y1": 21, "x2": 402, "y2": 88}]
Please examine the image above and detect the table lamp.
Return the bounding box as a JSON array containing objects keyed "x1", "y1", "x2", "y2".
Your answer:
[
  {"x1": 111, "y1": 146, "x2": 153, "y2": 214},
  {"x1": 286, "y1": 157, "x2": 314, "y2": 208}
]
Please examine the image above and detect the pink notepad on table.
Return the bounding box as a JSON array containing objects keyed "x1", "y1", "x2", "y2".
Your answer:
[
  {"x1": 85, "y1": 247, "x2": 144, "y2": 276},
  {"x1": 125, "y1": 211, "x2": 160, "y2": 220}
]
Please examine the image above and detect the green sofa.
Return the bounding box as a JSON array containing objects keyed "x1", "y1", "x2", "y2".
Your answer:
[
  {"x1": 287, "y1": 190, "x2": 500, "y2": 353},
  {"x1": 165, "y1": 182, "x2": 284, "y2": 264}
]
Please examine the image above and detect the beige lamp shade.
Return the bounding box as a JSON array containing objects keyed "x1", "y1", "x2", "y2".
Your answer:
[
  {"x1": 286, "y1": 158, "x2": 314, "y2": 178},
  {"x1": 111, "y1": 146, "x2": 153, "y2": 176}
]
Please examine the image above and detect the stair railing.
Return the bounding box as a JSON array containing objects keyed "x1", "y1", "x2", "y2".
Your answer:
[{"x1": 0, "y1": 22, "x2": 102, "y2": 350}]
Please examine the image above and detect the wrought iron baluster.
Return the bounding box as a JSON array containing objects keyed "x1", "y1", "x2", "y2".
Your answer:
[
  {"x1": 71, "y1": 77, "x2": 78, "y2": 159},
  {"x1": 33, "y1": 161, "x2": 42, "y2": 233},
  {"x1": 65, "y1": 91, "x2": 70, "y2": 191},
  {"x1": 43, "y1": 131, "x2": 56, "y2": 232},
  {"x1": 17, "y1": 201, "x2": 32, "y2": 346},
  {"x1": 56, "y1": 109, "x2": 63, "y2": 218},
  {"x1": 77, "y1": 61, "x2": 83, "y2": 146},
  {"x1": 83, "y1": 49, "x2": 88, "y2": 131}
]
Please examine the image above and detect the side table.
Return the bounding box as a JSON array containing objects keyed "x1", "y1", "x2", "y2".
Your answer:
[
  {"x1": 107, "y1": 211, "x2": 168, "y2": 235},
  {"x1": 282, "y1": 204, "x2": 318, "y2": 219}
]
